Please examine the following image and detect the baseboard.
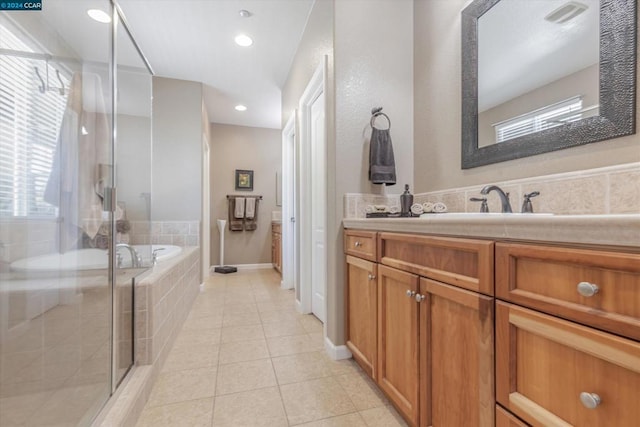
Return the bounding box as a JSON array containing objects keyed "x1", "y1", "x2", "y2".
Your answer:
[
  {"x1": 209, "y1": 263, "x2": 272, "y2": 273},
  {"x1": 324, "y1": 336, "x2": 352, "y2": 361}
]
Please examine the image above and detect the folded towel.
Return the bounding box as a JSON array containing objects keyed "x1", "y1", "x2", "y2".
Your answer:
[
  {"x1": 245, "y1": 199, "x2": 259, "y2": 231},
  {"x1": 245, "y1": 197, "x2": 256, "y2": 219},
  {"x1": 411, "y1": 203, "x2": 424, "y2": 215},
  {"x1": 433, "y1": 202, "x2": 448, "y2": 213},
  {"x1": 234, "y1": 197, "x2": 245, "y2": 219},
  {"x1": 228, "y1": 198, "x2": 243, "y2": 231},
  {"x1": 422, "y1": 202, "x2": 434, "y2": 213},
  {"x1": 369, "y1": 127, "x2": 396, "y2": 185}
]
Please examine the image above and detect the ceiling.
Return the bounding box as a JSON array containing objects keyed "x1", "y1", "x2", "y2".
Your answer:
[
  {"x1": 478, "y1": 0, "x2": 599, "y2": 112},
  {"x1": 117, "y1": 0, "x2": 315, "y2": 129}
]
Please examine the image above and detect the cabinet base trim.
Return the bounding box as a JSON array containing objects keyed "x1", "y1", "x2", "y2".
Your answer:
[{"x1": 325, "y1": 337, "x2": 352, "y2": 360}]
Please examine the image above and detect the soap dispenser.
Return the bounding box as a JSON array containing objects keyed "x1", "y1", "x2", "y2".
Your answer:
[{"x1": 400, "y1": 184, "x2": 413, "y2": 216}]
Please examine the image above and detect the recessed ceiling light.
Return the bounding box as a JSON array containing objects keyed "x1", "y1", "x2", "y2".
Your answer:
[
  {"x1": 235, "y1": 105, "x2": 247, "y2": 112},
  {"x1": 234, "y1": 34, "x2": 253, "y2": 47},
  {"x1": 87, "y1": 9, "x2": 111, "y2": 24},
  {"x1": 239, "y1": 9, "x2": 252, "y2": 18}
]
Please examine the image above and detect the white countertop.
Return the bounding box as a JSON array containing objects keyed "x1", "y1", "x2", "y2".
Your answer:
[{"x1": 343, "y1": 214, "x2": 640, "y2": 249}]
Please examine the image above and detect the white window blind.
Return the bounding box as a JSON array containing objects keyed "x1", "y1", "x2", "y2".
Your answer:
[
  {"x1": 0, "y1": 23, "x2": 68, "y2": 217},
  {"x1": 495, "y1": 97, "x2": 583, "y2": 143}
]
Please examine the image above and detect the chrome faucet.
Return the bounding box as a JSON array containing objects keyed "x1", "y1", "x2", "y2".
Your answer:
[
  {"x1": 116, "y1": 243, "x2": 142, "y2": 268},
  {"x1": 480, "y1": 185, "x2": 512, "y2": 213}
]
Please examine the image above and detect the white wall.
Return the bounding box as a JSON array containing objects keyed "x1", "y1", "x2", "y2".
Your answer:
[
  {"x1": 152, "y1": 77, "x2": 203, "y2": 221},
  {"x1": 209, "y1": 123, "x2": 281, "y2": 266},
  {"x1": 116, "y1": 114, "x2": 151, "y2": 221}
]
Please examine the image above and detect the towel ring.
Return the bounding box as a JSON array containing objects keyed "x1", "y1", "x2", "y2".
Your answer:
[{"x1": 370, "y1": 111, "x2": 391, "y2": 130}]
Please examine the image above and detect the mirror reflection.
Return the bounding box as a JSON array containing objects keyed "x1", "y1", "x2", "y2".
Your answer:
[{"x1": 478, "y1": 0, "x2": 600, "y2": 147}]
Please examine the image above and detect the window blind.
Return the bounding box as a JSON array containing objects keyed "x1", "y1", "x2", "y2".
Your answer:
[
  {"x1": 495, "y1": 97, "x2": 583, "y2": 143},
  {"x1": 0, "y1": 23, "x2": 68, "y2": 217}
]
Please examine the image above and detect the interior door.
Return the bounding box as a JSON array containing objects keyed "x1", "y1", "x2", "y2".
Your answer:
[{"x1": 310, "y1": 91, "x2": 326, "y2": 322}]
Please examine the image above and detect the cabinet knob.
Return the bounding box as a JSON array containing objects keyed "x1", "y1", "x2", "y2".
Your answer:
[
  {"x1": 354, "y1": 241, "x2": 362, "y2": 247},
  {"x1": 579, "y1": 392, "x2": 601, "y2": 409},
  {"x1": 577, "y1": 281, "x2": 599, "y2": 297},
  {"x1": 406, "y1": 290, "x2": 416, "y2": 297},
  {"x1": 367, "y1": 274, "x2": 376, "y2": 281},
  {"x1": 415, "y1": 294, "x2": 425, "y2": 303}
]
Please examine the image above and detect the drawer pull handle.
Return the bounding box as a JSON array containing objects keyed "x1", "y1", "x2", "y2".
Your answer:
[
  {"x1": 367, "y1": 274, "x2": 376, "y2": 281},
  {"x1": 406, "y1": 290, "x2": 416, "y2": 297},
  {"x1": 577, "y1": 281, "x2": 599, "y2": 297},
  {"x1": 580, "y1": 392, "x2": 601, "y2": 409},
  {"x1": 354, "y1": 241, "x2": 362, "y2": 247},
  {"x1": 415, "y1": 294, "x2": 425, "y2": 303}
]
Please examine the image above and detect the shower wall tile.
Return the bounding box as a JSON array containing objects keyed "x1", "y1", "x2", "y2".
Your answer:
[
  {"x1": 344, "y1": 162, "x2": 640, "y2": 217},
  {"x1": 130, "y1": 221, "x2": 200, "y2": 247}
]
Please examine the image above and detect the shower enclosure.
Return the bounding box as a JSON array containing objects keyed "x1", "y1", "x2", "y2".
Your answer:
[{"x1": 0, "y1": 1, "x2": 152, "y2": 425}]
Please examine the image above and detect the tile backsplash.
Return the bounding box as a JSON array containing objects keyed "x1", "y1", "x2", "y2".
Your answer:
[
  {"x1": 129, "y1": 221, "x2": 200, "y2": 247},
  {"x1": 344, "y1": 162, "x2": 640, "y2": 217}
]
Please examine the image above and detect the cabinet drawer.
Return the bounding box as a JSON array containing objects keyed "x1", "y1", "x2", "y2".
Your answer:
[
  {"x1": 272, "y1": 222, "x2": 281, "y2": 233},
  {"x1": 496, "y1": 406, "x2": 529, "y2": 427},
  {"x1": 496, "y1": 302, "x2": 640, "y2": 427},
  {"x1": 379, "y1": 232, "x2": 494, "y2": 295},
  {"x1": 344, "y1": 230, "x2": 377, "y2": 261},
  {"x1": 496, "y1": 242, "x2": 640, "y2": 341}
]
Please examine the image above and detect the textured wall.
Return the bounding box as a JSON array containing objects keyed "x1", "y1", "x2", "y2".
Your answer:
[
  {"x1": 413, "y1": 0, "x2": 640, "y2": 193},
  {"x1": 209, "y1": 123, "x2": 281, "y2": 266}
]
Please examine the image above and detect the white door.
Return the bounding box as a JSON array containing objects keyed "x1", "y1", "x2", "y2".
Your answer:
[
  {"x1": 282, "y1": 113, "x2": 297, "y2": 292},
  {"x1": 310, "y1": 92, "x2": 326, "y2": 322}
]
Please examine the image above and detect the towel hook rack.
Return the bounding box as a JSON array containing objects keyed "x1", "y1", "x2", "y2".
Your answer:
[
  {"x1": 34, "y1": 67, "x2": 46, "y2": 93},
  {"x1": 370, "y1": 106, "x2": 391, "y2": 130},
  {"x1": 227, "y1": 195, "x2": 263, "y2": 200}
]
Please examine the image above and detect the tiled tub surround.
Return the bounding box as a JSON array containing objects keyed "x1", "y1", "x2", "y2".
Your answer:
[
  {"x1": 128, "y1": 221, "x2": 200, "y2": 247},
  {"x1": 344, "y1": 162, "x2": 640, "y2": 217},
  {"x1": 0, "y1": 219, "x2": 58, "y2": 271},
  {"x1": 94, "y1": 246, "x2": 201, "y2": 426}
]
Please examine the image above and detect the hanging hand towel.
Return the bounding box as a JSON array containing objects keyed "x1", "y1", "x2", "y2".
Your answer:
[
  {"x1": 228, "y1": 198, "x2": 244, "y2": 231},
  {"x1": 244, "y1": 198, "x2": 259, "y2": 231},
  {"x1": 234, "y1": 197, "x2": 245, "y2": 219},
  {"x1": 369, "y1": 127, "x2": 397, "y2": 185},
  {"x1": 245, "y1": 197, "x2": 256, "y2": 219}
]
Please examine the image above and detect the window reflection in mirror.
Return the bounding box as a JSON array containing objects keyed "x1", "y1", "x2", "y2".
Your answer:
[{"x1": 477, "y1": 0, "x2": 600, "y2": 148}]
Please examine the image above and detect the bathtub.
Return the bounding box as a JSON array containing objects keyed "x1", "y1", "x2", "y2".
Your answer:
[{"x1": 10, "y1": 245, "x2": 182, "y2": 273}]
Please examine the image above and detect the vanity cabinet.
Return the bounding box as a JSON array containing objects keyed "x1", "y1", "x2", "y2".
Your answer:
[{"x1": 271, "y1": 222, "x2": 281, "y2": 274}]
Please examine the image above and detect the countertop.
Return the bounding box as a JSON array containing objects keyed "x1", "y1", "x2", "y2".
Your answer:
[{"x1": 343, "y1": 214, "x2": 640, "y2": 249}]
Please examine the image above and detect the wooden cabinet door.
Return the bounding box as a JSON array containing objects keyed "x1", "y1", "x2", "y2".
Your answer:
[
  {"x1": 378, "y1": 264, "x2": 420, "y2": 426},
  {"x1": 496, "y1": 301, "x2": 640, "y2": 426},
  {"x1": 496, "y1": 405, "x2": 529, "y2": 427},
  {"x1": 420, "y1": 279, "x2": 494, "y2": 427},
  {"x1": 345, "y1": 255, "x2": 378, "y2": 378}
]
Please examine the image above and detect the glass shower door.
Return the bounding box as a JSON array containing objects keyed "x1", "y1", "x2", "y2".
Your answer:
[{"x1": 0, "y1": 2, "x2": 115, "y2": 425}]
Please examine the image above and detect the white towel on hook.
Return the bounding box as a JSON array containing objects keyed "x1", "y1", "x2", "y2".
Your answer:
[
  {"x1": 245, "y1": 197, "x2": 256, "y2": 219},
  {"x1": 234, "y1": 197, "x2": 245, "y2": 218}
]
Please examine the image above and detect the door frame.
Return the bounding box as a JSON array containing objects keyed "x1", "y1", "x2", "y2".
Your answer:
[
  {"x1": 297, "y1": 58, "x2": 327, "y2": 317},
  {"x1": 282, "y1": 112, "x2": 297, "y2": 291}
]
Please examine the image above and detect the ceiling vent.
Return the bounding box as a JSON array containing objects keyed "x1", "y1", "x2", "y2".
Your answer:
[{"x1": 545, "y1": 1, "x2": 588, "y2": 24}]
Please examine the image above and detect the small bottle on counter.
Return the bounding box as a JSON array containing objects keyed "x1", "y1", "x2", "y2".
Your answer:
[{"x1": 400, "y1": 184, "x2": 413, "y2": 217}]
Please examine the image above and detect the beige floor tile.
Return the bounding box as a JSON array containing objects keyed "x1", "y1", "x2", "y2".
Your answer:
[
  {"x1": 359, "y1": 405, "x2": 408, "y2": 427},
  {"x1": 212, "y1": 386, "x2": 287, "y2": 427},
  {"x1": 335, "y1": 372, "x2": 388, "y2": 410},
  {"x1": 267, "y1": 334, "x2": 324, "y2": 357},
  {"x1": 26, "y1": 383, "x2": 107, "y2": 426},
  {"x1": 147, "y1": 367, "x2": 217, "y2": 407},
  {"x1": 262, "y1": 320, "x2": 307, "y2": 338},
  {"x1": 136, "y1": 397, "x2": 213, "y2": 427},
  {"x1": 298, "y1": 412, "x2": 368, "y2": 426},
  {"x1": 280, "y1": 377, "x2": 357, "y2": 425},
  {"x1": 215, "y1": 358, "x2": 277, "y2": 396},
  {"x1": 222, "y1": 311, "x2": 261, "y2": 327},
  {"x1": 181, "y1": 314, "x2": 223, "y2": 331},
  {"x1": 223, "y1": 303, "x2": 258, "y2": 314},
  {"x1": 218, "y1": 339, "x2": 270, "y2": 365},
  {"x1": 0, "y1": 391, "x2": 53, "y2": 425},
  {"x1": 258, "y1": 310, "x2": 300, "y2": 324},
  {"x1": 220, "y1": 324, "x2": 265, "y2": 343},
  {"x1": 299, "y1": 314, "x2": 324, "y2": 334},
  {"x1": 172, "y1": 328, "x2": 221, "y2": 349},
  {"x1": 272, "y1": 351, "x2": 334, "y2": 385},
  {"x1": 161, "y1": 344, "x2": 219, "y2": 373}
]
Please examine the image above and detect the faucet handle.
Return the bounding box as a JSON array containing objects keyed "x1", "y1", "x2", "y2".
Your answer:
[
  {"x1": 522, "y1": 191, "x2": 540, "y2": 213},
  {"x1": 469, "y1": 197, "x2": 489, "y2": 213}
]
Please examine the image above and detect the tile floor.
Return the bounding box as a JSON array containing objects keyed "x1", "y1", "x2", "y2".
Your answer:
[{"x1": 136, "y1": 269, "x2": 407, "y2": 427}]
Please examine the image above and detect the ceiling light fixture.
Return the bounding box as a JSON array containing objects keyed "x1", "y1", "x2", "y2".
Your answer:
[
  {"x1": 239, "y1": 9, "x2": 252, "y2": 18},
  {"x1": 234, "y1": 34, "x2": 253, "y2": 47},
  {"x1": 544, "y1": 1, "x2": 588, "y2": 24},
  {"x1": 87, "y1": 9, "x2": 111, "y2": 24},
  {"x1": 235, "y1": 105, "x2": 247, "y2": 112}
]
